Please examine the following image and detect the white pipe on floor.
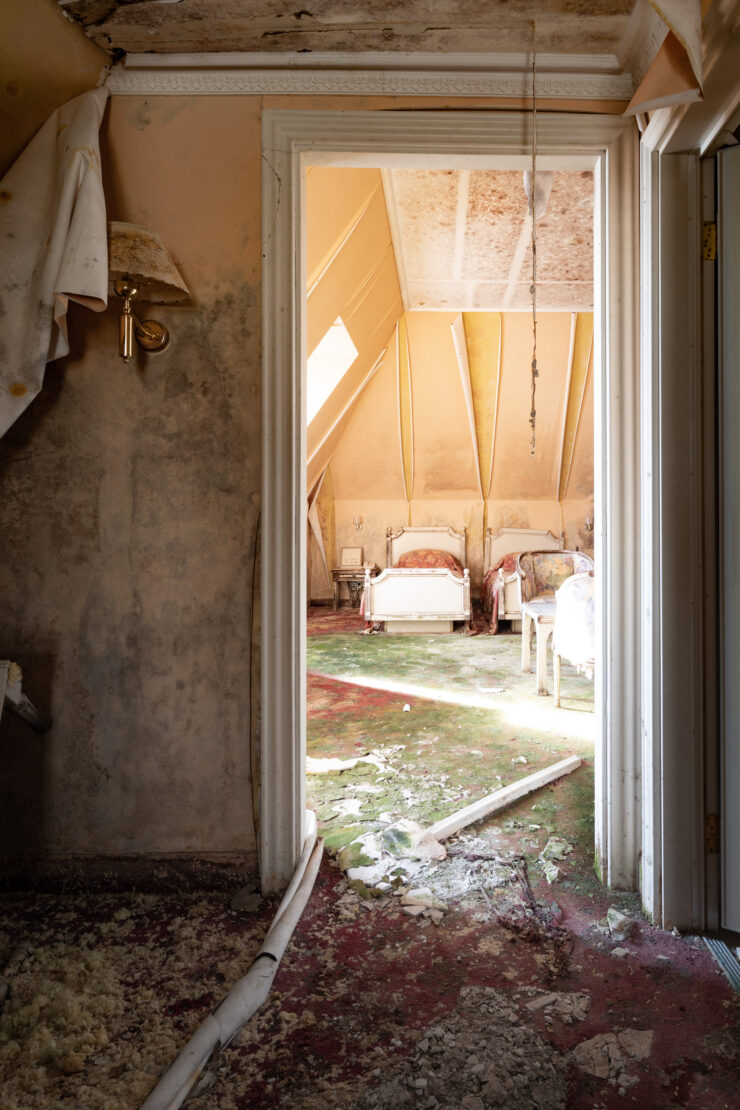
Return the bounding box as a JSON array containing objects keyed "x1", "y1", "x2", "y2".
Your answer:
[{"x1": 140, "y1": 812, "x2": 322, "y2": 1110}]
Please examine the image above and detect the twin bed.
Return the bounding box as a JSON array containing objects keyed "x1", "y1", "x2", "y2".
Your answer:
[
  {"x1": 361, "y1": 523, "x2": 565, "y2": 634},
  {"x1": 362, "y1": 526, "x2": 471, "y2": 633}
]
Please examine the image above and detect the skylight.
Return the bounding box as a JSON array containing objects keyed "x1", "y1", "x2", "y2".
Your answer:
[{"x1": 306, "y1": 317, "x2": 358, "y2": 424}]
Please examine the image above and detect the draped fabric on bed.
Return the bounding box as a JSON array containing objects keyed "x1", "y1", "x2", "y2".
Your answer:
[{"x1": 481, "y1": 553, "x2": 519, "y2": 634}]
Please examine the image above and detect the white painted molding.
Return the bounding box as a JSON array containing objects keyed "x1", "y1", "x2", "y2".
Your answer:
[
  {"x1": 618, "y1": 0, "x2": 668, "y2": 88},
  {"x1": 107, "y1": 52, "x2": 634, "y2": 99},
  {"x1": 592, "y1": 122, "x2": 641, "y2": 892},
  {"x1": 639, "y1": 150, "x2": 706, "y2": 930},
  {"x1": 380, "y1": 170, "x2": 410, "y2": 312},
  {"x1": 261, "y1": 107, "x2": 640, "y2": 893}
]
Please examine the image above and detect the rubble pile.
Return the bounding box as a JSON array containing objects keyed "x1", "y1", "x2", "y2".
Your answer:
[{"x1": 361, "y1": 985, "x2": 570, "y2": 1110}]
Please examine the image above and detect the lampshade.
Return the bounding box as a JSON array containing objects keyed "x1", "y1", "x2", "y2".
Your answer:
[{"x1": 108, "y1": 221, "x2": 190, "y2": 303}]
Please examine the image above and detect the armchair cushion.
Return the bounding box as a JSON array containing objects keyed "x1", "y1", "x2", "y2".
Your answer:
[{"x1": 517, "y1": 550, "x2": 594, "y2": 604}]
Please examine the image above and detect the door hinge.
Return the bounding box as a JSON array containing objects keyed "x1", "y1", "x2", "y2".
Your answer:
[
  {"x1": 702, "y1": 221, "x2": 717, "y2": 261},
  {"x1": 705, "y1": 813, "x2": 720, "y2": 854}
]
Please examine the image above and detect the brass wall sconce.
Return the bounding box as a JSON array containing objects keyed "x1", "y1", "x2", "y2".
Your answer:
[
  {"x1": 353, "y1": 516, "x2": 363, "y2": 532},
  {"x1": 108, "y1": 221, "x2": 190, "y2": 362}
]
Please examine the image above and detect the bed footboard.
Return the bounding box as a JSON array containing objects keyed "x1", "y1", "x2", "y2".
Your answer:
[{"x1": 364, "y1": 566, "x2": 471, "y2": 628}]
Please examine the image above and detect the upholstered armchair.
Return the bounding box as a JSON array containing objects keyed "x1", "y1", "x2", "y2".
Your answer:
[
  {"x1": 552, "y1": 572, "x2": 596, "y2": 707},
  {"x1": 516, "y1": 550, "x2": 595, "y2": 695}
]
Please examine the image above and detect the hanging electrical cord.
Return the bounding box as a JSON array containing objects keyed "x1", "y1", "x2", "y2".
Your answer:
[{"x1": 529, "y1": 21, "x2": 538, "y2": 458}]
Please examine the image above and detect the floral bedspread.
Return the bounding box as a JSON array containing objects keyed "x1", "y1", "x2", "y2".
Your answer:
[{"x1": 395, "y1": 549, "x2": 464, "y2": 574}]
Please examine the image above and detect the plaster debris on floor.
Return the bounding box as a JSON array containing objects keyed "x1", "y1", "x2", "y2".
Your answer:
[{"x1": 0, "y1": 608, "x2": 738, "y2": 1108}]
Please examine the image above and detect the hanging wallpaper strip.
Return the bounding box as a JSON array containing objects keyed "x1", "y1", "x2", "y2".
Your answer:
[
  {"x1": 462, "y1": 312, "x2": 502, "y2": 500},
  {"x1": 558, "y1": 313, "x2": 594, "y2": 502},
  {"x1": 397, "y1": 314, "x2": 415, "y2": 504}
]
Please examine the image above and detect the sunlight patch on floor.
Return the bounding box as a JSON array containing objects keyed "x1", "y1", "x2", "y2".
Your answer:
[{"x1": 307, "y1": 669, "x2": 595, "y2": 742}]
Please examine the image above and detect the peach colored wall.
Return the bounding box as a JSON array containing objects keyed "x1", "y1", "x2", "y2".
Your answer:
[
  {"x1": 0, "y1": 0, "x2": 107, "y2": 176},
  {"x1": 1, "y1": 80, "x2": 603, "y2": 859}
]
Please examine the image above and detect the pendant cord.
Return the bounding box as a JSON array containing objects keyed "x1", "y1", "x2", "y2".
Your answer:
[{"x1": 529, "y1": 21, "x2": 538, "y2": 458}]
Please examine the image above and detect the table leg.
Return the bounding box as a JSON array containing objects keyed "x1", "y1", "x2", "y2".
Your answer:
[
  {"x1": 521, "y1": 612, "x2": 532, "y2": 672},
  {"x1": 333, "y1": 579, "x2": 340, "y2": 610},
  {"x1": 535, "y1": 624, "x2": 552, "y2": 696},
  {"x1": 554, "y1": 652, "x2": 561, "y2": 707}
]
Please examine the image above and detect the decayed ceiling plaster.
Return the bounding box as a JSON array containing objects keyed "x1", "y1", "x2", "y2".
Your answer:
[
  {"x1": 59, "y1": 0, "x2": 635, "y2": 56},
  {"x1": 385, "y1": 168, "x2": 594, "y2": 311}
]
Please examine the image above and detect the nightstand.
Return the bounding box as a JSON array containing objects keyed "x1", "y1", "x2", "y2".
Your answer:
[{"x1": 332, "y1": 565, "x2": 376, "y2": 609}]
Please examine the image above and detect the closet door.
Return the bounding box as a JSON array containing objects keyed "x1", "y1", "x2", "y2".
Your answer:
[{"x1": 720, "y1": 144, "x2": 740, "y2": 932}]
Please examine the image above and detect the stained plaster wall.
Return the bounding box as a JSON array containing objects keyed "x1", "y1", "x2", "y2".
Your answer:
[
  {"x1": 0, "y1": 94, "x2": 261, "y2": 859},
  {"x1": 0, "y1": 76, "x2": 611, "y2": 859}
]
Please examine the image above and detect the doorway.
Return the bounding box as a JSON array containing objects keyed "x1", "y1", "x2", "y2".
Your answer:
[
  {"x1": 260, "y1": 108, "x2": 640, "y2": 897},
  {"x1": 302, "y1": 159, "x2": 599, "y2": 892}
]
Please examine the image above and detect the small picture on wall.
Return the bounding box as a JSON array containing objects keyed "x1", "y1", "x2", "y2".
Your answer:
[{"x1": 341, "y1": 547, "x2": 363, "y2": 567}]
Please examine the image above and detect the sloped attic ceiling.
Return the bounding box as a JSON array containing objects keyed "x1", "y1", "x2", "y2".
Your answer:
[
  {"x1": 384, "y1": 168, "x2": 593, "y2": 311},
  {"x1": 306, "y1": 166, "x2": 594, "y2": 513},
  {"x1": 60, "y1": 1, "x2": 635, "y2": 56}
]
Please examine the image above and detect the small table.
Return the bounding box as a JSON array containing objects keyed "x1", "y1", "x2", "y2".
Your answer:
[
  {"x1": 332, "y1": 566, "x2": 375, "y2": 609},
  {"x1": 521, "y1": 599, "x2": 556, "y2": 696}
]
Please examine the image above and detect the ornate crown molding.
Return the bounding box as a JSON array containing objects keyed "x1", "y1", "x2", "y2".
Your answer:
[
  {"x1": 106, "y1": 54, "x2": 634, "y2": 100},
  {"x1": 618, "y1": 0, "x2": 669, "y2": 88}
]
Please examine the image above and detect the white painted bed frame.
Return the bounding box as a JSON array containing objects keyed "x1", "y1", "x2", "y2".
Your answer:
[
  {"x1": 483, "y1": 527, "x2": 564, "y2": 629},
  {"x1": 364, "y1": 525, "x2": 471, "y2": 633}
]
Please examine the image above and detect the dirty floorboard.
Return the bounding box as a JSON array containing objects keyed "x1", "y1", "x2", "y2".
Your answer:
[{"x1": 0, "y1": 609, "x2": 737, "y2": 1108}]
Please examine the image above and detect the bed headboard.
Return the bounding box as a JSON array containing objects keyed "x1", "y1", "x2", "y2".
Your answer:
[
  {"x1": 484, "y1": 527, "x2": 564, "y2": 569},
  {"x1": 386, "y1": 525, "x2": 467, "y2": 567}
]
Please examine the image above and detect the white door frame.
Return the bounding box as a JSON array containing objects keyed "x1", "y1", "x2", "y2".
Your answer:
[
  {"x1": 260, "y1": 107, "x2": 641, "y2": 895},
  {"x1": 639, "y1": 114, "x2": 709, "y2": 931}
]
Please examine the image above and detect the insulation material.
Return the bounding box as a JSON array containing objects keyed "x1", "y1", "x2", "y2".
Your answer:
[
  {"x1": 625, "y1": 0, "x2": 703, "y2": 114},
  {"x1": 0, "y1": 86, "x2": 109, "y2": 437}
]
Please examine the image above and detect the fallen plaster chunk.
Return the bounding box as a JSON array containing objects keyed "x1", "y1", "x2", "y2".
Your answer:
[
  {"x1": 526, "y1": 992, "x2": 559, "y2": 1011},
  {"x1": 403, "y1": 905, "x2": 426, "y2": 917},
  {"x1": 382, "y1": 819, "x2": 447, "y2": 861},
  {"x1": 332, "y1": 798, "x2": 364, "y2": 818},
  {"x1": 610, "y1": 946, "x2": 630, "y2": 958},
  {"x1": 573, "y1": 1028, "x2": 653, "y2": 1085},
  {"x1": 307, "y1": 754, "x2": 386, "y2": 774},
  {"x1": 426, "y1": 756, "x2": 581, "y2": 842},
  {"x1": 607, "y1": 907, "x2": 637, "y2": 940},
  {"x1": 525, "y1": 991, "x2": 590, "y2": 1023},
  {"x1": 540, "y1": 837, "x2": 574, "y2": 861},
  {"x1": 512, "y1": 756, "x2": 528, "y2": 764},
  {"x1": 337, "y1": 831, "x2": 385, "y2": 872},
  {"x1": 401, "y1": 889, "x2": 447, "y2": 911},
  {"x1": 541, "y1": 861, "x2": 562, "y2": 884}
]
